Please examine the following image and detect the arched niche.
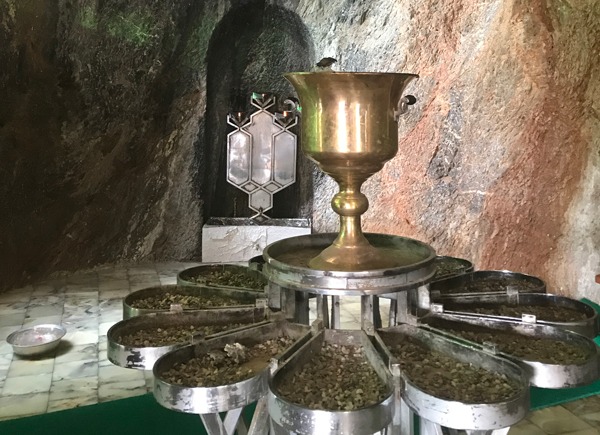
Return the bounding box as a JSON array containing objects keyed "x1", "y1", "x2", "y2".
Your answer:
[{"x1": 203, "y1": 1, "x2": 315, "y2": 220}]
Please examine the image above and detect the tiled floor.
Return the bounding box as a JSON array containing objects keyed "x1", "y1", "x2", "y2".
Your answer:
[{"x1": 0, "y1": 262, "x2": 597, "y2": 434}]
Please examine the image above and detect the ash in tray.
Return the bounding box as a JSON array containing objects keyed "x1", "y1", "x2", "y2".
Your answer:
[
  {"x1": 130, "y1": 292, "x2": 243, "y2": 310},
  {"x1": 463, "y1": 304, "x2": 587, "y2": 323},
  {"x1": 161, "y1": 337, "x2": 294, "y2": 387},
  {"x1": 444, "y1": 327, "x2": 591, "y2": 365},
  {"x1": 191, "y1": 270, "x2": 266, "y2": 290},
  {"x1": 117, "y1": 324, "x2": 245, "y2": 347},
  {"x1": 276, "y1": 343, "x2": 388, "y2": 411},
  {"x1": 389, "y1": 336, "x2": 520, "y2": 404}
]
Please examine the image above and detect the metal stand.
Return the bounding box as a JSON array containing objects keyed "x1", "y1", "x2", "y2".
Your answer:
[
  {"x1": 269, "y1": 420, "x2": 393, "y2": 435},
  {"x1": 361, "y1": 295, "x2": 383, "y2": 329},
  {"x1": 199, "y1": 396, "x2": 270, "y2": 435}
]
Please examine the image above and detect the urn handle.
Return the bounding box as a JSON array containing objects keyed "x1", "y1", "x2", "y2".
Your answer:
[{"x1": 395, "y1": 94, "x2": 417, "y2": 120}]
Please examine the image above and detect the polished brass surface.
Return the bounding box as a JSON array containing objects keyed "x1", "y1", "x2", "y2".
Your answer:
[{"x1": 284, "y1": 72, "x2": 418, "y2": 271}]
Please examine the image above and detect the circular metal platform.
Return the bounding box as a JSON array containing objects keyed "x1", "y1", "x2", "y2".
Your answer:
[{"x1": 262, "y1": 233, "x2": 436, "y2": 296}]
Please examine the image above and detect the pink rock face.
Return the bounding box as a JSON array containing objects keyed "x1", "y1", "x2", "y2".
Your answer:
[{"x1": 311, "y1": 1, "x2": 599, "y2": 300}]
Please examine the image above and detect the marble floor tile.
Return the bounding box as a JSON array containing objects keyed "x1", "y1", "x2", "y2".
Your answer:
[
  {"x1": 97, "y1": 378, "x2": 147, "y2": 403},
  {"x1": 528, "y1": 406, "x2": 594, "y2": 434},
  {"x1": 578, "y1": 412, "x2": 600, "y2": 429},
  {"x1": 0, "y1": 340, "x2": 13, "y2": 355},
  {"x1": 28, "y1": 295, "x2": 64, "y2": 308},
  {"x1": 561, "y1": 430, "x2": 600, "y2": 435},
  {"x1": 3, "y1": 373, "x2": 52, "y2": 395},
  {"x1": 21, "y1": 315, "x2": 64, "y2": 328},
  {"x1": 54, "y1": 343, "x2": 97, "y2": 364},
  {"x1": 98, "y1": 311, "x2": 123, "y2": 325},
  {"x1": 340, "y1": 320, "x2": 362, "y2": 329},
  {"x1": 65, "y1": 275, "x2": 99, "y2": 287},
  {"x1": 7, "y1": 357, "x2": 54, "y2": 377},
  {"x1": 49, "y1": 376, "x2": 98, "y2": 401},
  {"x1": 0, "y1": 325, "x2": 22, "y2": 341},
  {"x1": 47, "y1": 394, "x2": 98, "y2": 413},
  {"x1": 563, "y1": 395, "x2": 600, "y2": 416},
  {"x1": 98, "y1": 297, "x2": 124, "y2": 313},
  {"x1": 99, "y1": 288, "x2": 130, "y2": 300},
  {"x1": 98, "y1": 364, "x2": 145, "y2": 384},
  {"x1": 25, "y1": 305, "x2": 64, "y2": 319},
  {"x1": 31, "y1": 283, "x2": 62, "y2": 297},
  {"x1": 129, "y1": 283, "x2": 160, "y2": 293},
  {"x1": 62, "y1": 329, "x2": 100, "y2": 346},
  {"x1": 0, "y1": 302, "x2": 29, "y2": 315},
  {"x1": 99, "y1": 279, "x2": 130, "y2": 290},
  {"x1": 52, "y1": 359, "x2": 98, "y2": 381},
  {"x1": 98, "y1": 337, "x2": 108, "y2": 352},
  {"x1": 0, "y1": 353, "x2": 12, "y2": 371},
  {"x1": 0, "y1": 287, "x2": 33, "y2": 304},
  {"x1": 0, "y1": 313, "x2": 26, "y2": 328},
  {"x1": 508, "y1": 421, "x2": 549, "y2": 435},
  {"x1": 159, "y1": 276, "x2": 177, "y2": 285},
  {"x1": 99, "y1": 320, "x2": 116, "y2": 336},
  {"x1": 0, "y1": 392, "x2": 49, "y2": 419}
]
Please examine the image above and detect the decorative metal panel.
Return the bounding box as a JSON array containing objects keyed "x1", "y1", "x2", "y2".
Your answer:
[{"x1": 226, "y1": 93, "x2": 299, "y2": 220}]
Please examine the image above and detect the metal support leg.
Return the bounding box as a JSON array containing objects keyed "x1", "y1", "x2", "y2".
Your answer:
[
  {"x1": 282, "y1": 287, "x2": 295, "y2": 319},
  {"x1": 465, "y1": 429, "x2": 510, "y2": 435},
  {"x1": 200, "y1": 406, "x2": 245, "y2": 435},
  {"x1": 399, "y1": 397, "x2": 414, "y2": 435},
  {"x1": 361, "y1": 295, "x2": 374, "y2": 329},
  {"x1": 294, "y1": 291, "x2": 310, "y2": 325},
  {"x1": 420, "y1": 419, "x2": 444, "y2": 435},
  {"x1": 248, "y1": 396, "x2": 269, "y2": 434},
  {"x1": 395, "y1": 290, "x2": 419, "y2": 326},
  {"x1": 372, "y1": 296, "x2": 382, "y2": 329},
  {"x1": 316, "y1": 295, "x2": 330, "y2": 328},
  {"x1": 389, "y1": 298, "x2": 398, "y2": 327},
  {"x1": 331, "y1": 296, "x2": 341, "y2": 329}
]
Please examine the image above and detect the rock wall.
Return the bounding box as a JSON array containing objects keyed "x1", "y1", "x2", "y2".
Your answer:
[
  {"x1": 304, "y1": 0, "x2": 600, "y2": 300},
  {"x1": 0, "y1": 0, "x2": 598, "y2": 300}
]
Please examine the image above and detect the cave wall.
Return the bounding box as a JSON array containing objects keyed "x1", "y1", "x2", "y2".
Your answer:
[
  {"x1": 303, "y1": 0, "x2": 600, "y2": 300},
  {"x1": 1, "y1": 0, "x2": 599, "y2": 301},
  {"x1": 0, "y1": 0, "x2": 314, "y2": 290}
]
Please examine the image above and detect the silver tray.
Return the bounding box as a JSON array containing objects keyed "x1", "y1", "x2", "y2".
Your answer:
[
  {"x1": 430, "y1": 270, "x2": 546, "y2": 299},
  {"x1": 374, "y1": 324, "x2": 529, "y2": 430},
  {"x1": 108, "y1": 307, "x2": 266, "y2": 370},
  {"x1": 430, "y1": 293, "x2": 598, "y2": 338},
  {"x1": 263, "y1": 233, "x2": 436, "y2": 296},
  {"x1": 268, "y1": 329, "x2": 394, "y2": 435},
  {"x1": 431, "y1": 255, "x2": 474, "y2": 281},
  {"x1": 153, "y1": 320, "x2": 312, "y2": 414},
  {"x1": 421, "y1": 316, "x2": 600, "y2": 389},
  {"x1": 380, "y1": 255, "x2": 473, "y2": 300},
  {"x1": 123, "y1": 284, "x2": 263, "y2": 319},
  {"x1": 177, "y1": 264, "x2": 268, "y2": 293}
]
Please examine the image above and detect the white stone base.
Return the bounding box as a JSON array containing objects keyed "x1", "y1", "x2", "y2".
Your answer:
[{"x1": 202, "y1": 218, "x2": 311, "y2": 263}]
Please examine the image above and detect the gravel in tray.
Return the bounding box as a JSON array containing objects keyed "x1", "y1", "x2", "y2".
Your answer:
[
  {"x1": 117, "y1": 323, "x2": 245, "y2": 347},
  {"x1": 445, "y1": 277, "x2": 539, "y2": 294},
  {"x1": 388, "y1": 336, "x2": 520, "y2": 403},
  {"x1": 276, "y1": 343, "x2": 388, "y2": 411},
  {"x1": 444, "y1": 327, "x2": 591, "y2": 365},
  {"x1": 189, "y1": 270, "x2": 266, "y2": 289},
  {"x1": 433, "y1": 258, "x2": 470, "y2": 280},
  {"x1": 130, "y1": 292, "x2": 244, "y2": 310},
  {"x1": 463, "y1": 304, "x2": 587, "y2": 323},
  {"x1": 161, "y1": 336, "x2": 294, "y2": 387}
]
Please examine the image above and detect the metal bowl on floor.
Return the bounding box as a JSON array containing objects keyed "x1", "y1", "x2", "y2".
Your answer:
[{"x1": 7, "y1": 324, "x2": 66, "y2": 357}]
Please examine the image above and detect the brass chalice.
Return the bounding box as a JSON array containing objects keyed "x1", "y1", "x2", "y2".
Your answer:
[{"x1": 285, "y1": 72, "x2": 418, "y2": 271}]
